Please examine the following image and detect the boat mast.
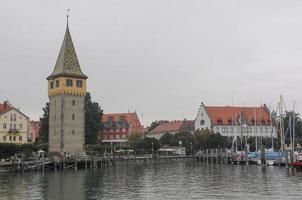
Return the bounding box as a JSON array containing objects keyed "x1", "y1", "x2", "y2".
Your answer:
[
  {"x1": 254, "y1": 107, "x2": 257, "y2": 151},
  {"x1": 269, "y1": 106, "x2": 273, "y2": 150},
  {"x1": 260, "y1": 105, "x2": 262, "y2": 150},
  {"x1": 293, "y1": 101, "x2": 295, "y2": 157},
  {"x1": 280, "y1": 95, "x2": 284, "y2": 152}
]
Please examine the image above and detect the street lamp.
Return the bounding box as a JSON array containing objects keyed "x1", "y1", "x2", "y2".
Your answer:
[{"x1": 151, "y1": 142, "x2": 154, "y2": 155}]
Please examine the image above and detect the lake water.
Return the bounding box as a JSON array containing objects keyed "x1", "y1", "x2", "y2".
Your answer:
[{"x1": 1, "y1": 160, "x2": 302, "y2": 200}]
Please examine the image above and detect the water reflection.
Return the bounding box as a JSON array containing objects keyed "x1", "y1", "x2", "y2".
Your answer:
[{"x1": 1, "y1": 161, "x2": 302, "y2": 200}]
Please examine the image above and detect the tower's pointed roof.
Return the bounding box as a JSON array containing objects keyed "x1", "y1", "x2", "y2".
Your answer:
[{"x1": 48, "y1": 23, "x2": 87, "y2": 79}]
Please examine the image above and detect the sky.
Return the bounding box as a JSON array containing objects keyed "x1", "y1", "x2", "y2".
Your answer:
[{"x1": 1, "y1": 0, "x2": 302, "y2": 126}]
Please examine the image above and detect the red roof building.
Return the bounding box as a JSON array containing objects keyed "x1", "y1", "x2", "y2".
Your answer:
[
  {"x1": 147, "y1": 120, "x2": 194, "y2": 139},
  {"x1": 29, "y1": 121, "x2": 40, "y2": 143},
  {"x1": 195, "y1": 102, "x2": 277, "y2": 138},
  {"x1": 99, "y1": 112, "x2": 143, "y2": 143}
]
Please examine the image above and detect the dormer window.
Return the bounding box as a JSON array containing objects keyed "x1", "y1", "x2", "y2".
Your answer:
[
  {"x1": 217, "y1": 119, "x2": 223, "y2": 125},
  {"x1": 108, "y1": 116, "x2": 114, "y2": 123},
  {"x1": 228, "y1": 119, "x2": 232, "y2": 125}
]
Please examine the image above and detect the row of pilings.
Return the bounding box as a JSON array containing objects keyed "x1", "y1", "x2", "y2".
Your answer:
[{"x1": 196, "y1": 148, "x2": 252, "y2": 165}]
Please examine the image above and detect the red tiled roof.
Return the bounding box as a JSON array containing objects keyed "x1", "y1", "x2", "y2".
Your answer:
[
  {"x1": 148, "y1": 121, "x2": 184, "y2": 134},
  {"x1": 102, "y1": 113, "x2": 140, "y2": 124},
  {"x1": 205, "y1": 106, "x2": 271, "y2": 125}
]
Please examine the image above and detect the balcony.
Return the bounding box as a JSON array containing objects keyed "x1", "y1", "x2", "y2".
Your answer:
[{"x1": 8, "y1": 129, "x2": 20, "y2": 133}]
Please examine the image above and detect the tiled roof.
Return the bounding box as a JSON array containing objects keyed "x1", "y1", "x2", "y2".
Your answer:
[
  {"x1": 148, "y1": 121, "x2": 184, "y2": 134},
  {"x1": 48, "y1": 24, "x2": 87, "y2": 79},
  {"x1": 181, "y1": 120, "x2": 195, "y2": 131},
  {"x1": 102, "y1": 112, "x2": 141, "y2": 125},
  {"x1": 205, "y1": 106, "x2": 271, "y2": 126}
]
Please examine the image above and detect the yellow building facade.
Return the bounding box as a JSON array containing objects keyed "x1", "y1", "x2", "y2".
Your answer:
[{"x1": 0, "y1": 105, "x2": 31, "y2": 144}]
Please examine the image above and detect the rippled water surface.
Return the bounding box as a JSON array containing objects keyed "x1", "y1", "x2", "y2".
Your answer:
[{"x1": 1, "y1": 161, "x2": 302, "y2": 200}]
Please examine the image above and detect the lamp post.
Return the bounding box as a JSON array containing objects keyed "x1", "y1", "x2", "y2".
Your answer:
[{"x1": 151, "y1": 142, "x2": 154, "y2": 155}]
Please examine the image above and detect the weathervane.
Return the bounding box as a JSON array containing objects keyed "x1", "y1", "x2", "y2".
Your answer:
[{"x1": 67, "y1": 9, "x2": 70, "y2": 26}]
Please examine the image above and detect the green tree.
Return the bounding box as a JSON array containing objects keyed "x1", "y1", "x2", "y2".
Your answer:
[
  {"x1": 142, "y1": 137, "x2": 160, "y2": 153},
  {"x1": 85, "y1": 92, "x2": 103, "y2": 144},
  {"x1": 39, "y1": 103, "x2": 49, "y2": 144},
  {"x1": 194, "y1": 129, "x2": 226, "y2": 150},
  {"x1": 283, "y1": 112, "x2": 302, "y2": 142},
  {"x1": 159, "y1": 132, "x2": 176, "y2": 146},
  {"x1": 174, "y1": 131, "x2": 195, "y2": 153},
  {"x1": 127, "y1": 132, "x2": 143, "y2": 147}
]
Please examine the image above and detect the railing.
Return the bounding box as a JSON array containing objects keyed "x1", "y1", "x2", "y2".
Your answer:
[{"x1": 8, "y1": 129, "x2": 20, "y2": 133}]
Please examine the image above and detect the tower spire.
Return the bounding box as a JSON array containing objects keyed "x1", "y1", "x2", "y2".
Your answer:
[{"x1": 47, "y1": 10, "x2": 87, "y2": 80}]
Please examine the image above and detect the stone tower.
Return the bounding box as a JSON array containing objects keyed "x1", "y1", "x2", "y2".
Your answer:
[{"x1": 47, "y1": 21, "x2": 87, "y2": 155}]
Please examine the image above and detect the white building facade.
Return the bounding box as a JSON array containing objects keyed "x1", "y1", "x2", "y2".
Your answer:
[{"x1": 195, "y1": 102, "x2": 277, "y2": 138}]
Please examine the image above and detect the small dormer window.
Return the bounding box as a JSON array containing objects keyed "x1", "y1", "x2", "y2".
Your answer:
[
  {"x1": 200, "y1": 120, "x2": 205, "y2": 125},
  {"x1": 228, "y1": 119, "x2": 232, "y2": 125},
  {"x1": 217, "y1": 119, "x2": 223, "y2": 125}
]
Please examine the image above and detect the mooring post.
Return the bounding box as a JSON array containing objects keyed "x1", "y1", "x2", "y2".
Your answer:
[
  {"x1": 63, "y1": 152, "x2": 66, "y2": 170},
  {"x1": 42, "y1": 152, "x2": 45, "y2": 172},
  {"x1": 206, "y1": 149, "x2": 209, "y2": 164},
  {"x1": 74, "y1": 153, "x2": 78, "y2": 171},
  {"x1": 285, "y1": 150, "x2": 289, "y2": 168},
  {"x1": 245, "y1": 147, "x2": 249, "y2": 166}
]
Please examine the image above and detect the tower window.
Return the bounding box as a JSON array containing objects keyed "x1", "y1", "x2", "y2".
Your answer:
[
  {"x1": 56, "y1": 80, "x2": 60, "y2": 87},
  {"x1": 72, "y1": 114, "x2": 75, "y2": 120},
  {"x1": 50, "y1": 81, "x2": 54, "y2": 89},
  {"x1": 72, "y1": 100, "x2": 75, "y2": 106},
  {"x1": 66, "y1": 79, "x2": 73, "y2": 87},
  {"x1": 76, "y1": 80, "x2": 83, "y2": 88}
]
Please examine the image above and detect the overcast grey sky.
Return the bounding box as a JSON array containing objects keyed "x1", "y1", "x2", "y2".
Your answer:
[{"x1": 1, "y1": 0, "x2": 302, "y2": 126}]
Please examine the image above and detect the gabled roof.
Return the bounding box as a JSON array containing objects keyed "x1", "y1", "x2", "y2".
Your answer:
[
  {"x1": 102, "y1": 113, "x2": 141, "y2": 125},
  {"x1": 47, "y1": 24, "x2": 87, "y2": 80},
  {"x1": 0, "y1": 103, "x2": 29, "y2": 119},
  {"x1": 205, "y1": 106, "x2": 271, "y2": 126},
  {"x1": 148, "y1": 120, "x2": 184, "y2": 135}
]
